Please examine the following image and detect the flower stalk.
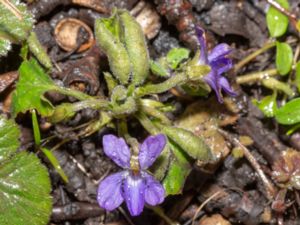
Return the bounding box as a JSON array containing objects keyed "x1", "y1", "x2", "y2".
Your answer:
[{"x1": 135, "y1": 72, "x2": 187, "y2": 97}]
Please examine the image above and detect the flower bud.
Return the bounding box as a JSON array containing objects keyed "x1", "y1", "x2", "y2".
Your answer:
[
  {"x1": 159, "y1": 125, "x2": 213, "y2": 162},
  {"x1": 95, "y1": 11, "x2": 131, "y2": 85},
  {"x1": 49, "y1": 103, "x2": 76, "y2": 123},
  {"x1": 95, "y1": 9, "x2": 149, "y2": 86}
]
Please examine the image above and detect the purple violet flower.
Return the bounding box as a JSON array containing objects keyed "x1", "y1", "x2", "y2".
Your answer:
[
  {"x1": 196, "y1": 27, "x2": 237, "y2": 103},
  {"x1": 97, "y1": 134, "x2": 167, "y2": 216}
]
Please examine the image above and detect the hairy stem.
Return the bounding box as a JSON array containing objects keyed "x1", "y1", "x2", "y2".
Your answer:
[
  {"x1": 55, "y1": 86, "x2": 93, "y2": 101},
  {"x1": 70, "y1": 98, "x2": 109, "y2": 111},
  {"x1": 135, "y1": 73, "x2": 186, "y2": 97},
  {"x1": 236, "y1": 68, "x2": 278, "y2": 84}
]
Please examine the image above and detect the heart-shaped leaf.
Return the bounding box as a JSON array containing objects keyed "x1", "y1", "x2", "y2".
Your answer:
[
  {"x1": 0, "y1": 116, "x2": 20, "y2": 162},
  {"x1": 0, "y1": 0, "x2": 34, "y2": 56},
  {"x1": 0, "y1": 152, "x2": 52, "y2": 225},
  {"x1": 0, "y1": 116, "x2": 52, "y2": 225},
  {"x1": 12, "y1": 59, "x2": 57, "y2": 117}
]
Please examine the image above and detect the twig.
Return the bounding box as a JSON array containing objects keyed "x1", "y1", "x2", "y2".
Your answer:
[
  {"x1": 51, "y1": 138, "x2": 71, "y2": 152},
  {"x1": 52, "y1": 202, "x2": 104, "y2": 222},
  {"x1": 191, "y1": 191, "x2": 221, "y2": 225},
  {"x1": 68, "y1": 154, "x2": 94, "y2": 180},
  {"x1": 218, "y1": 129, "x2": 277, "y2": 200}
]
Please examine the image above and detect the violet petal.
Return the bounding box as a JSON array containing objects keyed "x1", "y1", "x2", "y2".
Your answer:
[
  {"x1": 219, "y1": 76, "x2": 237, "y2": 97},
  {"x1": 195, "y1": 26, "x2": 208, "y2": 64},
  {"x1": 210, "y1": 58, "x2": 233, "y2": 75},
  {"x1": 143, "y1": 173, "x2": 165, "y2": 206},
  {"x1": 203, "y1": 70, "x2": 223, "y2": 103},
  {"x1": 97, "y1": 171, "x2": 125, "y2": 211},
  {"x1": 123, "y1": 174, "x2": 145, "y2": 216},
  {"x1": 208, "y1": 43, "x2": 231, "y2": 62},
  {"x1": 103, "y1": 134, "x2": 131, "y2": 168},
  {"x1": 139, "y1": 134, "x2": 166, "y2": 169}
]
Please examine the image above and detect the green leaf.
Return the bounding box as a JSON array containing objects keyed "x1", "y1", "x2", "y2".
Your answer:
[
  {"x1": 275, "y1": 98, "x2": 300, "y2": 124},
  {"x1": 31, "y1": 109, "x2": 41, "y2": 146},
  {"x1": 276, "y1": 42, "x2": 293, "y2": 75},
  {"x1": 95, "y1": 13, "x2": 131, "y2": 85},
  {"x1": 0, "y1": 0, "x2": 34, "y2": 56},
  {"x1": 266, "y1": 0, "x2": 289, "y2": 37},
  {"x1": 150, "y1": 60, "x2": 169, "y2": 77},
  {"x1": 95, "y1": 10, "x2": 150, "y2": 85},
  {"x1": 104, "y1": 72, "x2": 118, "y2": 96},
  {"x1": 119, "y1": 10, "x2": 150, "y2": 85},
  {"x1": 253, "y1": 92, "x2": 278, "y2": 117},
  {"x1": 0, "y1": 115, "x2": 52, "y2": 225},
  {"x1": 162, "y1": 141, "x2": 191, "y2": 195},
  {"x1": 166, "y1": 48, "x2": 190, "y2": 69},
  {"x1": 0, "y1": 39, "x2": 11, "y2": 56},
  {"x1": 286, "y1": 123, "x2": 300, "y2": 135},
  {"x1": 159, "y1": 125, "x2": 213, "y2": 162},
  {"x1": 20, "y1": 43, "x2": 29, "y2": 60},
  {"x1": 12, "y1": 59, "x2": 56, "y2": 117},
  {"x1": 140, "y1": 99, "x2": 175, "y2": 112},
  {"x1": 28, "y1": 32, "x2": 53, "y2": 69},
  {"x1": 0, "y1": 152, "x2": 52, "y2": 225},
  {"x1": 41, "y1": 147, "x2": 68, "y2": 183},
  {"x1": 32, "y1": 111, "x2": 67, "y2": 182},
  {"x1": 295, "y1": 61, "x2": 300, "y2": 93},
  {"x1": 0, "y1": 116, "x2": 20, "y2": 162}
]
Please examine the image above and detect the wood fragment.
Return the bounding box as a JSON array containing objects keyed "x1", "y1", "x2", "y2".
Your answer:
[
  {"x1": 0, "y1": 71, "x2": 18, "y2": 93},
  {"x1": 51, "y1": 202, "x2": 104, "y2": 222}
]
